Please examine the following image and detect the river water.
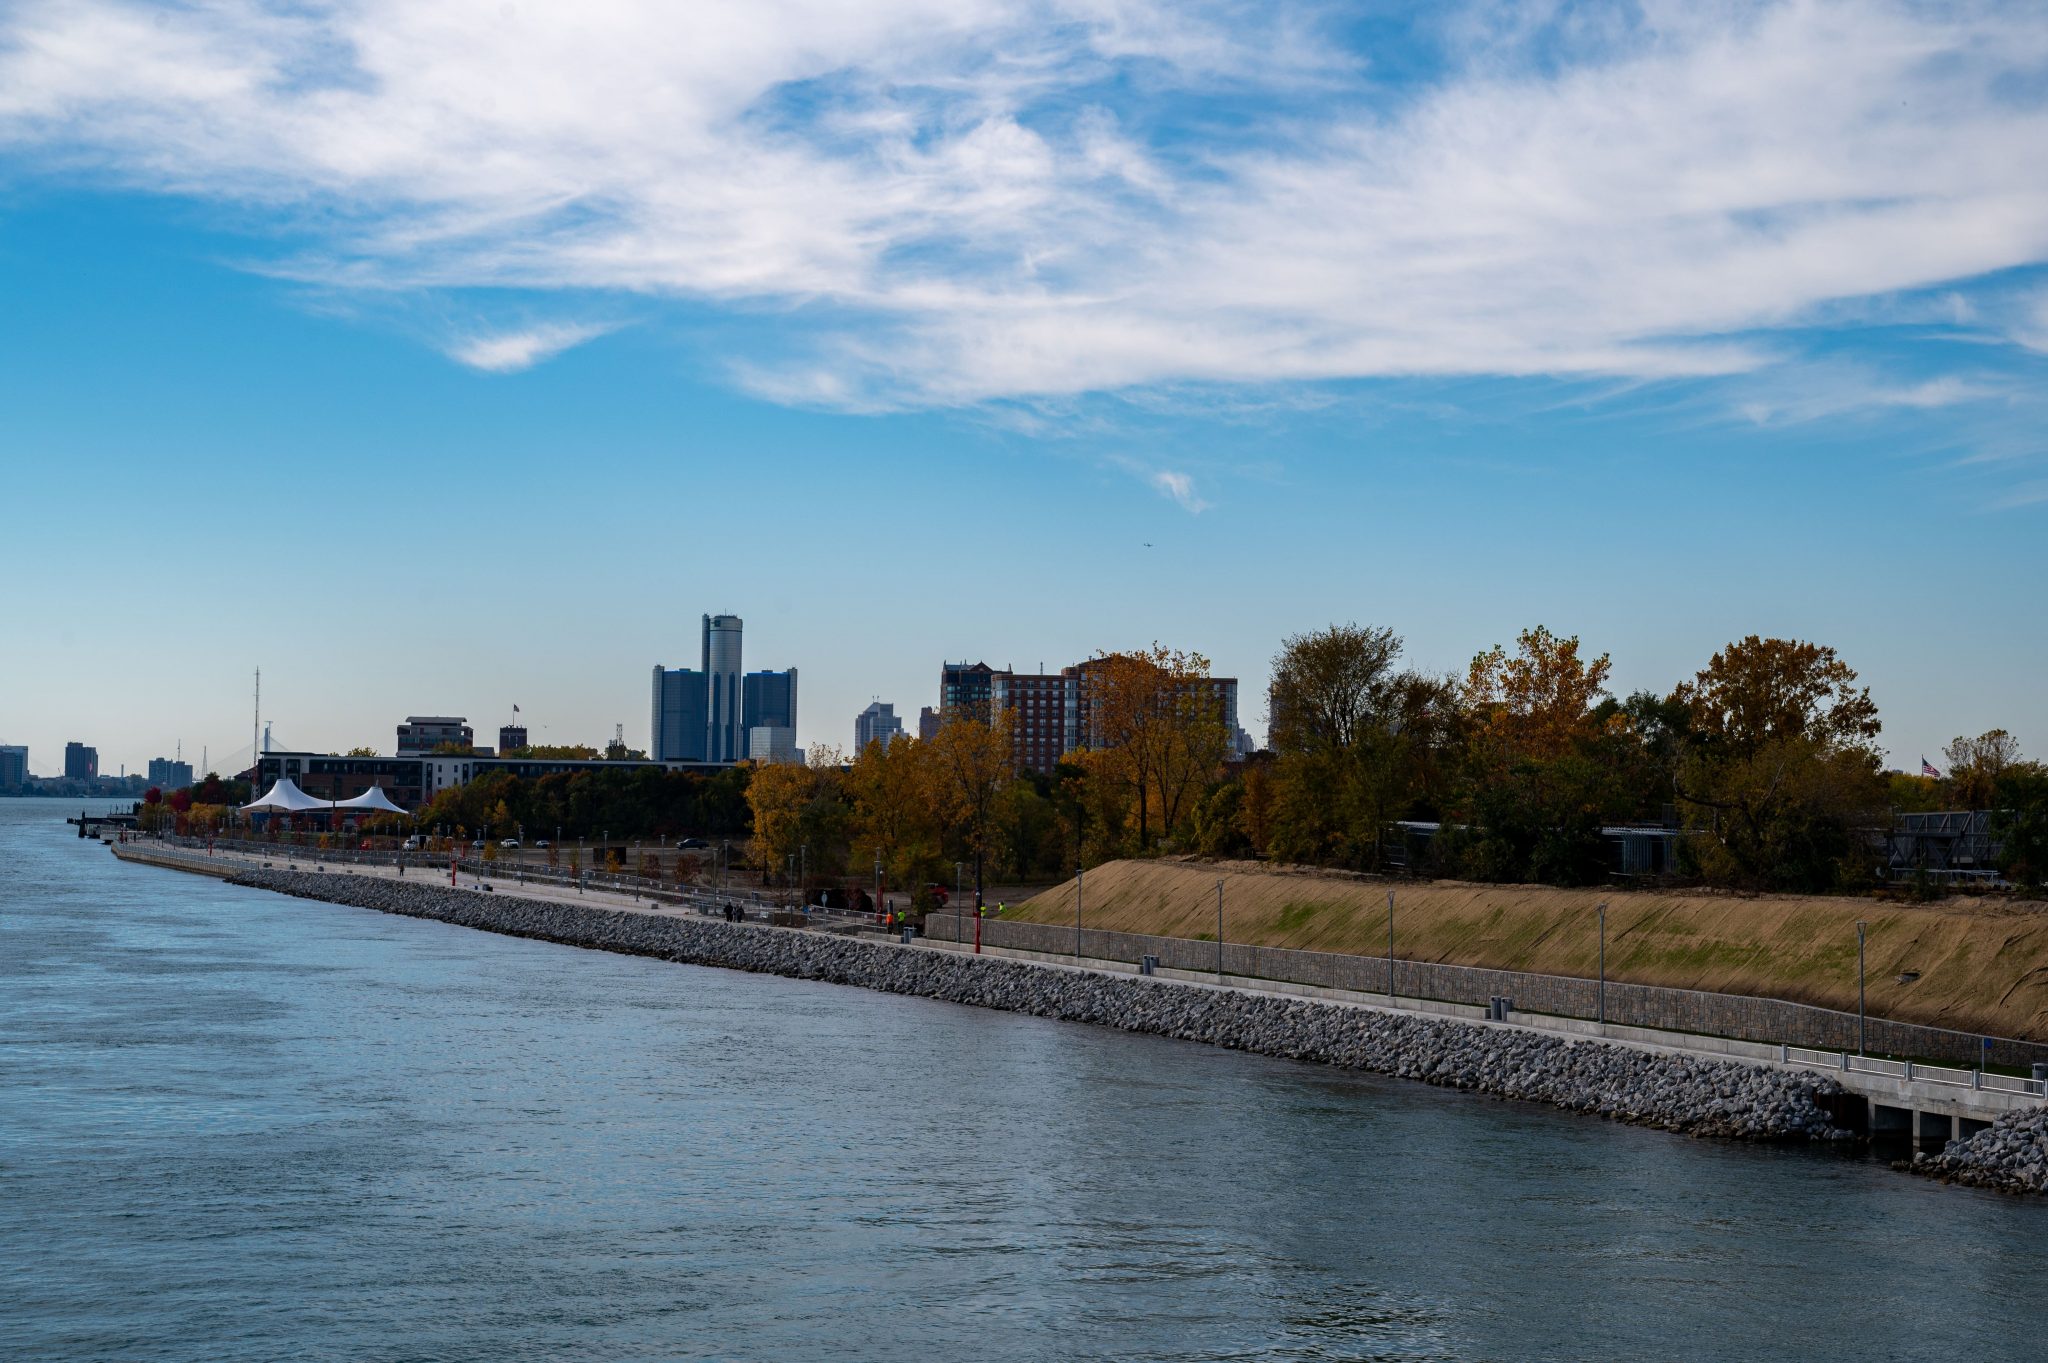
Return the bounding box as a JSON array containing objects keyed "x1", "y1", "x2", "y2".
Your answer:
[{"x1": 3, "y1": 798, "x2": 2044, "y2": 1362}]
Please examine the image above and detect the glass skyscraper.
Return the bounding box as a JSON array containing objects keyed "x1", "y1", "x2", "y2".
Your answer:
[{"x1": 650, "y1": 615, "x2": 799, "y2": 763}]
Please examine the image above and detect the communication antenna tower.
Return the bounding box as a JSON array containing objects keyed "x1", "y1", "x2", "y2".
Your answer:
[{"x1": 253, "y1": 668, "x2": 261, "y2": 780}]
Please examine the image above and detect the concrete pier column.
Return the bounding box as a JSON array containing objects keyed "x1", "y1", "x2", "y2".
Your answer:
[{"x1": 1916, "y1": 1110, "x2": 1955, "y2": 1151}]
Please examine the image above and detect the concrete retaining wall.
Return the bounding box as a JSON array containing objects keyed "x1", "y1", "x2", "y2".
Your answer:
[{"x1": 925, "y1": 914, "x2": 2048, "y2": 1068}]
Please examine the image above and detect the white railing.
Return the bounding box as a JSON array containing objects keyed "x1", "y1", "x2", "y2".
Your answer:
[{"x1": 1779, "y1": 1042, "x2": 2046, "y2": 1098}]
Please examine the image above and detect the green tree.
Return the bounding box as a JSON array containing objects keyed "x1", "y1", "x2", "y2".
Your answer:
[
  {"x1": 1993, "y1": 763, "x2": 2048, "y2": 891},
  {"x1": 1672, "y1": 637, "x2": 1885, "y2": 892}
]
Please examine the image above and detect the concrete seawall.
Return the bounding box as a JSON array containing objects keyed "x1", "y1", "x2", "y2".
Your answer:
[{"x1": 196, "y1": 863, "x2": 1853, "y2": 1145}]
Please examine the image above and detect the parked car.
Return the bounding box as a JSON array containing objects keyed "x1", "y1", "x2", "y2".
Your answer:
[
  {"x1": 500, "y1": 838, "x2": 521, "y2": 849},
  {"x1": 401, "y1": 836, "x2": 422, "y2": 851},
  {"x1": 470, "y1": 839, "x2": 486, "y2": 849},
  {"x1": 678, "y1": 837, "x2": 709, "y2": 849},
  {"x1": 533, "y1": 839, "x2": 551, "y2": 849}
]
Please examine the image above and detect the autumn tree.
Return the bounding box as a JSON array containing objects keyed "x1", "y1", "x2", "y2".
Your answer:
[
  {"x1": 846, "y1": 735, "x2": 942, "y2": 889},
  {"x1": 1672, "y1": 637, "x2": 1886, "y2": 891},
  {"x1": 1442, "y1": 626, "x2": 1618, "y2": 884},
  {"x1": 1235, "y1": 759, "x2": 1276, "y2": 858},
  {"x1": 927, "y1": 704, "x2": 1013, "y2": 905},
  {"x1": 1081, "y1": 645, "x2": 1231, "y2": 852},
  {"x1": 1465, "y1": 626, "x2": 1612, "y2": 770},
  {"x1": 1673, "y1": 636, "x2": 1879, "y2": 759},
  {"x1": 743, "y1": 752, "x2": 848, "y2": 886},
  {"x1": 1945, "y1": 729, "x2": 2021, "y2": 810}
]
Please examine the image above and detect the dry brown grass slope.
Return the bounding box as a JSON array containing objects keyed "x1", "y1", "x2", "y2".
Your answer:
[{"x1": 1010, "y1": 859, "x2": 2048, "y2": 1042}]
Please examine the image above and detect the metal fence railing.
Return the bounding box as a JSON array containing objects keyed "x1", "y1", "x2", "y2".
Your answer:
[{"x1": 923, "y1": 913, "x2": 2048, "y2": 1072}]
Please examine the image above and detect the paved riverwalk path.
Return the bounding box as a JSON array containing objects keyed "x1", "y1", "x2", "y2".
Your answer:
[{"x1": 109, "y1": 838, "x2": 2042, "y2": 1148}]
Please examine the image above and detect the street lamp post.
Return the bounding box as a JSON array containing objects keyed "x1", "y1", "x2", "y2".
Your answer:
[
  {"x1": 1597, "y1": 901, "x2": 1608, "y2": 1026},
  {"x1": 1856, "y1": 920, "x2": 1869, "y2": 1055},
  {"x1": 1216, "y1": 879, "x2": 1225, "y2": 978},
  {"x1": 1386, "y1": 890, "x2": 1395, "y2": 1002}
]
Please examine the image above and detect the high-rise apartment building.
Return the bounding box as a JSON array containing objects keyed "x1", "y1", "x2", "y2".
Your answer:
[
  {"x1": 147, "y1": 757, "x2": 194, "y2": 789},
  {"x1": 934, "y1": 658, "x2": 1241, "y2": 774},
  {"x1": 989, "y1": 670, "x2": 1073, "y2": 774},
  {"x1": 854, "y1": 701, "x2": 905, "y2": 754},
  {"x1": 651, "y1": 614, "x2": 799, "y2": 764},
  {"x1": 0, "y1": 745, "x2": 27, "y2": 789},
  {"x1": 64, "y1": 742, "x2": 98, "y2": 781},
  {"x1": 939, "y1": 661, "x2": 996, "y2": 719}
]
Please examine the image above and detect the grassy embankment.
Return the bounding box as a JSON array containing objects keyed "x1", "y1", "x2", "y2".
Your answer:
[{"x1": 1007, "y1": 859, "x2": 2048, "y2": 1042}]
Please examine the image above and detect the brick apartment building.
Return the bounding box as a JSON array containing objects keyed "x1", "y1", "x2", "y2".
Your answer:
[{"x1": 938, "y1": 658, "x2": 1244, "y2": 774}]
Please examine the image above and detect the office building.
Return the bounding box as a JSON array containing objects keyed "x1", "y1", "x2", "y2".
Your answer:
[
  {"x1": 396, "y1": 717, "x2": 473, "y2": 755},
  {"x1": 499, "y1": 725, "x2": 528, "y2": 754},
  {"x1": 918, "y1": 707, "x2": 941, "y2": 741},
  {"x1": 652, "y1": 614, "x2": 799, "y2": 764},
  {"x1": 704, "y1": 613, "x2": 745, "y2": 763},
  {"x1": 854, "y1": 702, "x2": 905, "y2": 754},
  {"x1": 147, "y1": 757, "x2": 194, "y2": 790},
  {"x1": 0, "y1": 745, "x2": 27, "y2": 789},
  {"x1": 258, "y1": 749, "x2": 733, "y2": 810},
  {"x1": 652, "y1": 664, "x2": 711, "y2": 762},
  {"x1": 64, "y1": 742, "x2": 98, "y2": 781},
  {"x1": 748, "y1": 727, "x2": 800, "y2": 764},
  {"x1": 744, "y1": 668, "x2": 797, "y2": 732}
]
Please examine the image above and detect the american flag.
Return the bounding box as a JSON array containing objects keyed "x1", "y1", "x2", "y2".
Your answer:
[
  {"x1": 513, "y1": 703, "x2": 520, "y2": 713},
  {"x1": 1921, "y1": 757, "x2": 1941, "y2": 778}
]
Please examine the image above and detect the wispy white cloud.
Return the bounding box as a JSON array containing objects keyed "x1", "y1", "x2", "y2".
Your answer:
[
  {"x1": 1, "y1": 1, "x2": 2045, "y2": 407},
  {"x1": 1148, "y1": 468, "x2": 1209, "y2": 513},
  {"x1": 1731, "y1": 366, "x2": 2007, "y2": 426},
  {"x1": 2009, "y1": 288, "x2": 2048, "y2": 355},
  {"x1": 445, "y1": 322, "x2": 613, "y2": 373}
]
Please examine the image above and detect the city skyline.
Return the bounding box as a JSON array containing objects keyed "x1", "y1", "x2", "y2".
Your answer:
[{"x1": 2, "y1": 2, "x2": 2045, "y2": 778}]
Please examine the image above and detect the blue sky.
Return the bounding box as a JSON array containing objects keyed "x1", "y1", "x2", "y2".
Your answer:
[{"x1": 1, "y1": 0, "x2": 2045, "y2": 778}]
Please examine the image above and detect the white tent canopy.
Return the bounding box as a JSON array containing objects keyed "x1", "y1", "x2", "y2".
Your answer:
[
  {"x1": 241, "y1": 777, "x2": 326, "y2": 813},
  {"x1": 335, "y1": 785, "x2": 407, "y2": 814}
]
